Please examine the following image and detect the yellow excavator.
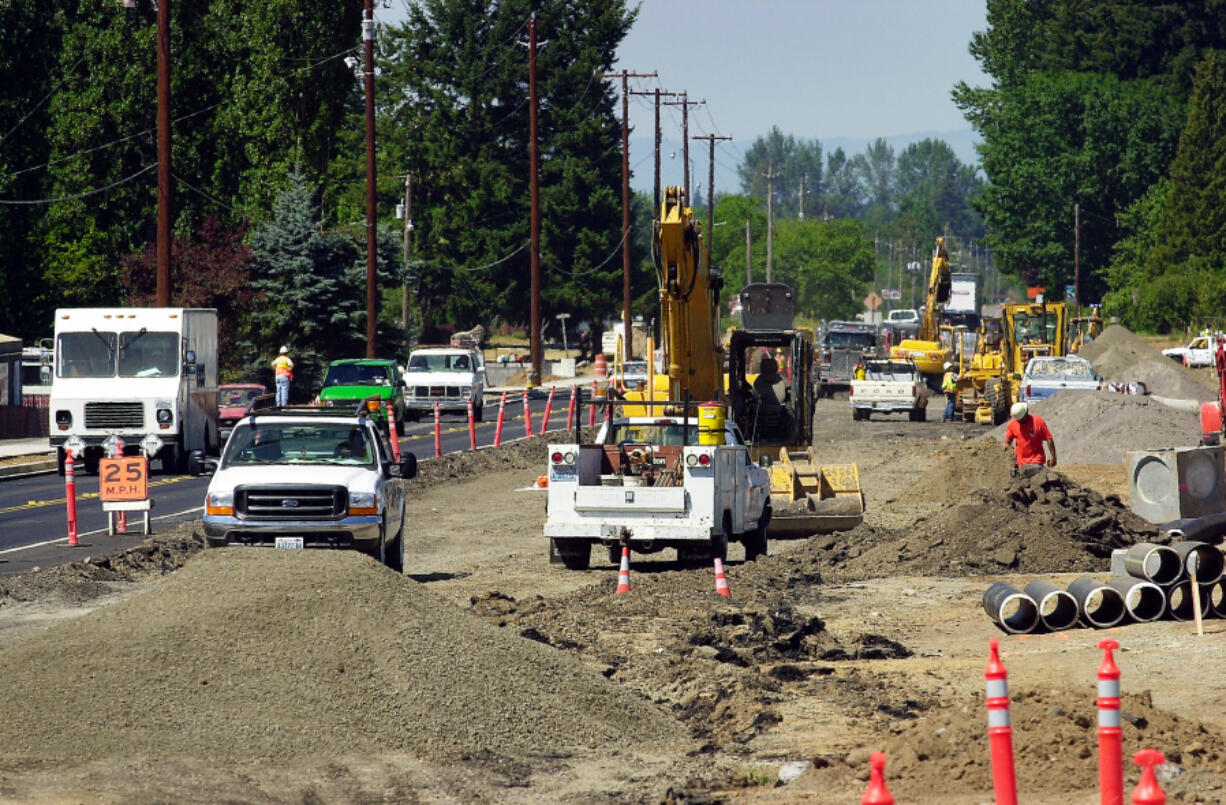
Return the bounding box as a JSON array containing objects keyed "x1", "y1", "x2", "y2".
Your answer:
[
  {"x1": 890, "y1": 237, "x2": 954, "y2": 387},
  {"x1": 957, "y1": 298, "x2": 1068, "y2": 424},
  {"x1": 1069, "y1": 304, "x2": 1103, "y2": 354},
  {"x1": 625, "y1": 188, "x2": 863, "y2": 539}
]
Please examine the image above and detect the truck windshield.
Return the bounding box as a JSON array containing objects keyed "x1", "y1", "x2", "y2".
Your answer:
[
  {"x1": 118, "y1": 331, "x2": 179, "y2": 377},
  {"x1": 324, "y1": 364, "x2": 391, "y2": 386},
  {"x1": 57, "y1": 332, "x2": 117, "y2": 378},
  {"x1": 1012, "y1": 312, "x2": 1060, "y2": 345},
  {"x1": 827, "y1": 332, "x2": 876, "y2": 348},
  {"x1": 407, "y1": 354, "x2": 470, "y2": 372},
  {"x1": 223, "y1": 423, "x2": 378, "y2": 468}
]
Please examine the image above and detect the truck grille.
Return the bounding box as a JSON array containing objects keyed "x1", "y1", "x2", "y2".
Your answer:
[
  {"x1": 235, "y1": 485, "x2": 346, "y2": 520},
  {"x1": 414, "y1": 385, "x2": 463, "y2": 398},
  {"x1": 84, "y1": 402, "x2": 143, "y2": 429}
]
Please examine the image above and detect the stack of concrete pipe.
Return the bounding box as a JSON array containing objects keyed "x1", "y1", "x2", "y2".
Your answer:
[{"x1": 983, "y1": 541, "x2": 1226, "y2": 634}]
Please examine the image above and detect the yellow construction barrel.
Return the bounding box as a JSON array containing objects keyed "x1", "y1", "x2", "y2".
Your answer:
[{"x1": 698, "y1": 402, "x2": 726, "y2": 445}]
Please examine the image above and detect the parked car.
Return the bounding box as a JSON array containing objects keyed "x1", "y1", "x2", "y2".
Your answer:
[
  {"x1": 317, "y1": 359, "x2": 406, "y2": 434},
  {"x1": 1020, "y1": 355, "x2": 1101, "y2": 403},
  {"x1": 217, "y1": 383, "x2": 267, "y2": 443},
  {"x1": 1161, "y1": 335, "x2": 1215, "y2": 368}
]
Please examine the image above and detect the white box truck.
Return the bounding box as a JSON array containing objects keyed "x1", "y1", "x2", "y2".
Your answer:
[{"x1": 49, "y1": 307, "x2": 219, "y2": 475}]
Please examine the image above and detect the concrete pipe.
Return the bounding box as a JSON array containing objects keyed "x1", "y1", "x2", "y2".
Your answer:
[
  {"x1": 1110, "y1": 542, "x2": 1182, "y2": 585},
  {"x1": 1023, "y1": 579, "x2": 1080, "y2": 632},
  {"x1": 1106, "y1": 577, "x2": 1166, "y2": 623},
  {"x1": 1068, "y1": 577, "x2": 1127, "y2": 629},
  {"x1": 1166, "y1": 581, "x2": 1208, "y2": 621},
  {"x1": 982, "y1": 582, "x2": 1040, "y2": 635},
  {"x1": 1202, "y1": 579, "x2": 1226, "y2": 618},
  {"x1": 1172, "y1": 541, "x2": 1225, "y2": 584}
]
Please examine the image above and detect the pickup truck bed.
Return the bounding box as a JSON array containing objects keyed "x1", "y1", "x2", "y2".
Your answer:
[{"x1": 849, "y1": 361, "x2": 929, "y2": 421}]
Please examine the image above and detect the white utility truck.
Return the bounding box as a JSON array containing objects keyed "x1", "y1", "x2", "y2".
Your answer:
[
  {"x1": 402, "y1": 346, "x2": 486, "y2": 420},
  {"x1": 544, "y1": 412, "x2": 772, "y2": 569},
  {"x1": 50, "y1": 307, "x2": 219, "y2": 475},
  {"x1": 849, "y1": 358, "x2": 929, "y2": 421}
]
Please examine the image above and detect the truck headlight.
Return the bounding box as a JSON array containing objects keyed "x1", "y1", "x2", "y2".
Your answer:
[
  {"x1": 462, "y1": 386, "x2": 472, "y2": 399},
  {"x1": 55, "y1": 410, "x2": 71, "y2": 430},
  {"x1": 348, "y1": 492, "x2": 377, "y2": 515},
  {"x1": 206, "y1": 491, "x2": 234, "y2": 516},
  {"x1": 156, "y1": 407, "x2": 173, "y2": 427}
]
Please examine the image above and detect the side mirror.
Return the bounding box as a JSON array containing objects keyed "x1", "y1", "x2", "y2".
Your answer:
[
  {"x1": 185, "y1": 349, "x2": 197, "y2": 364},
  {"x1": 400, "y1": 453, "x2": 417, "y2": 479},
  {"x1": 202, "y1": 458, "x2": 219, "y2": 475}
]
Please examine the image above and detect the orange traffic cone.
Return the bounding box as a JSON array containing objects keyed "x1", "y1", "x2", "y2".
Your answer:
[
  {"x1": 714, "y1": 557, "x2": 732, "y2": 598},
  {"x1": 861, "y1": 751, "x2": 895, "y2": 805},
  {"x1": 615, "y1": 546, "x2": 631, "y2": 594}
]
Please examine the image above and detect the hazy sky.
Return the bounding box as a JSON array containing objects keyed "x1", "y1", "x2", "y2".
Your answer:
[{"x1": 376, "y1": 1, "x2": 991, "y2": 188}]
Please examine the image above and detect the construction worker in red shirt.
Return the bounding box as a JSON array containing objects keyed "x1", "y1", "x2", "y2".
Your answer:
[{"x1": 1002, "y1": 401, "x2": 1056, "y2": 477}]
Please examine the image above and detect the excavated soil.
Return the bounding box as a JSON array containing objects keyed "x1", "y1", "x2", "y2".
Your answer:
[{"x1": 1, "y1": 326, "x2": 1226, "y2": 803}]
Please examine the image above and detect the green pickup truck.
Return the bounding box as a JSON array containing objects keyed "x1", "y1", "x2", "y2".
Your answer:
[{"x1": 317, "y1": 358, "x2": 406, "y2": 434}]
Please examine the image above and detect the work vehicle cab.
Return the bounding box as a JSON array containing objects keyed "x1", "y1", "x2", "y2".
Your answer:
[
  {"x1": 403, "y1": 347, "x2": 486, "y2": 421},
  {"x1": 317, "y1": 359, "x2": 405, "y2": 434},
  {"x1": 203, "y1": 400, "x2": 416, "y2": 571}
]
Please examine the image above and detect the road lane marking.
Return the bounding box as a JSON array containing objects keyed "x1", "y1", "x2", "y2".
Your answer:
[
  {"x1": 0, "y1": 476, "x2": 195, "y2": 515},
  {"x1": 0, "y1": 506, "x2": 204, "y2": 556}
]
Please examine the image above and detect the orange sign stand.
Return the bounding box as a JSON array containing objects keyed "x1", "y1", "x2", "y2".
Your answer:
[{"x1": 99, "y1": 457, "x2": 154, "y2": 535}]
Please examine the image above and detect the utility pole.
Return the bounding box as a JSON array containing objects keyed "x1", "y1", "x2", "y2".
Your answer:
[
  {"x1": 597, "y1": 68, "x2": 656, "y2": 360},
  {"x1": 663, "y1": 93, "x2": 704, "y2": 203},
  {"x1": 745, "y1": 220, "x2": 752, "y2": 285},
  {"x1": 400, "y1": 174, "x2": 412, "y2": 340},
  {"x1": 1073, "y1": 202, "x2": 1081, "y2": 318},
  {"x1": 765, "y1": 162, "x2": 774, "y2": 283},
  {"x1": 629, "y1": 88, "x2": 678, "y2": 214},
  {"x1": 798, "y1": 175, "x2": 804, "y2": 220},
  {"x1": 156, "y1": 0, "x2": 171, "y2": 306},
  {"x1": 693, "y1": 133, "x2": 732, "y2": 266},
  {"x1": 363, "y1": 0, "x2": 378, "y2": 358},
  {"x1": 528, "y1": 16, "x2": 542, "y2": 386}
]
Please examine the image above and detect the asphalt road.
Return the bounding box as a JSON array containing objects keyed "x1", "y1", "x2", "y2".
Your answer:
[{"x1": 0, "y1": 392, "x2": 576, "y2": 575}]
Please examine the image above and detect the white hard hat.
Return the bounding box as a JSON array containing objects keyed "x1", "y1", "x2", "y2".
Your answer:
[
  {"x1": 943, "y1": 362, "x2": 953, "y2": 370},
  {"x1": 279, "y1": 345, "x2": 289, "y2": 354},
  {"x1": 1010, "y1": 402, "x2": 1028, "y2": 420}
]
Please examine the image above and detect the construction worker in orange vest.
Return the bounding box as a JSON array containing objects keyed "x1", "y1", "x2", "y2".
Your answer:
[{"x1": 272, "y1": 346, "x2": 293, "y2": 406}]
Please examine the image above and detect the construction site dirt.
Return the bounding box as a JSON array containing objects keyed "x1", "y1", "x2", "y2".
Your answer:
[{"x1": 2, "y1": 326, "x2": 1226, "y2": 804}]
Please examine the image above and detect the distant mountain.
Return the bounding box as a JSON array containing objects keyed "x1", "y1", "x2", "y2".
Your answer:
[{"x1": 627, "y1": 128, "x2": 981, "y2": 196}]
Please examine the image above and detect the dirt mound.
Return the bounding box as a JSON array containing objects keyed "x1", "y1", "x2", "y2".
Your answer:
[
  {"x1": 407, "y1": 429, "x2": 585, "y2": 487},
  {"x1": 1112, "y1": 358, "x2": 1215, "y2": 401},
  {"x1": 0, "y1": 549, "x2": 686, "y2": 766},
  {"x1": 800, "y1": 468, "x2": 1158, "y2": 578},
  {"x1": 991, "y1": 391, "x2": 1200, "y2": 465},
  {"x1": 807, "y1": 688, "x2": 1226, "y2": 800},
  {"x1": 903, "y1": 438, "x2": 1014, "y2": 500},
  {"x1": 1079, "y1": 324, "x2": 1165, "y2": 378}
]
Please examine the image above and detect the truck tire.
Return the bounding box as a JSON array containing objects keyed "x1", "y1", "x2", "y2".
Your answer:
[
  {"x1": 551, "y1": 538, "x2": 591, "y2": 570},
  {"x1": 395, "y1": 407, "x2": 406, "y2": 436},
  {"x1": 474, "y1": 399, "x2": 484, "y2": 422},
  {"x1": 56, "y1": 448, "x2": 66, "y2": 477},
  {"x1": 743, "y1": 512, "x2": 768, "y2": 561},
  {"x1": 83, "y1": 448, "x2": 100, "y2": 476},
  {"x1": 385, "y1": 508, "x2": 405, "y2": 573},
  {"x1": 711, "y1": 529, "x2": 729, "y2": 563}
]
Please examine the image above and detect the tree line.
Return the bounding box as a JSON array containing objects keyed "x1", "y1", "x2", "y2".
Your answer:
[{"x1": 956, "y1": 0, "x2": 1226, "y2": 332}]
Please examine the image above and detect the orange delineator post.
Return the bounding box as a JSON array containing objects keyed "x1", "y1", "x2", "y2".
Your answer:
[
  {"x1": 114, "y1": 438, "x2": 127, "y2": 534},
  {"x1": 566, "y1": 384, "x2": 577, "y2": 431},
  {"x1": 433, "y1": 401, "x2": 442, "y2": 458},
  {"x1": 466, "y1": 398, "x2": 477, "y2": 450},
  {"x1": 1130, "y1": 749, "x2": 1166, "y2": 805},
  {"x1": 494, "y1": 392, "x2": 507, "y2": 447},
  {"x1": 65, "y1": 451, "x2": 79, "y2": 547},
  {"x1": 861, "y1": 751, "x2": 895, "y2": 805},
  {"x1": 540, "y1": 385, "x2": 556, "y2": 433},
  {"x1": 588, "y1": 381, "x2": 597, "y2": 427},
  {"x1": 386, "y1": 403, "x2": 402, "y2": 462},
  {"x1": 522, "y1": 389, "x2": 534, "y2": 438},
  {"x1": 985, "y1": 638, "x2": 1018, "y2": 805},
  {"x1": 1098, "y1": 638, "x2": 1124, "y2": 805}
]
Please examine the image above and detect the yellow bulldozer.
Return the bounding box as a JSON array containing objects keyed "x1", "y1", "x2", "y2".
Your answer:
[{"x1": 955, "y1": 298, "x2": 1068, "y2": 424}]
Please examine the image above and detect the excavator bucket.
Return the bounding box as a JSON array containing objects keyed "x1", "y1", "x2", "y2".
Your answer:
[{"x1": 765, "y1": 447, "x2": 865, "y2": 537}]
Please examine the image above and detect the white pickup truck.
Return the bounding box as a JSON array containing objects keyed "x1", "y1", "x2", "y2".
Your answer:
[
  {"x1": 849, "y1": 359, "x2": 929, "y2": 421},
  {"x1": 1162, "y1": 335, "x2": 1215, "y2": 368},
  {"x1": 544, "y1": 415, "x2": 771, "y2": 569}
]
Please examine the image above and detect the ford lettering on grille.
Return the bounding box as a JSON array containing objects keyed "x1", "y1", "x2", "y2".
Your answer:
[{"x1": 281, "y1": 499, "x2": 299, "y2": 508}]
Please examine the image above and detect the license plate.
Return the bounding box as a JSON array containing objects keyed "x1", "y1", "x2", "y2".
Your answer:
[{"x1": 275, "y1": 537, "x2": 304, "y2": 550}]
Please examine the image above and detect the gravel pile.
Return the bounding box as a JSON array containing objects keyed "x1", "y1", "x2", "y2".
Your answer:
[
  {"x1": 1078, "y1": 324, "x2": 1166, "y2": 378},
  {"x1": 1111, "y1": 358, "x2": 1215, "y2": 402},
  {"x1": 0, "y1": 549, "x2": 686, "y2": 765},
  {"x1": 992, "y1": 390, "x2": 1200, "y2": 465}
]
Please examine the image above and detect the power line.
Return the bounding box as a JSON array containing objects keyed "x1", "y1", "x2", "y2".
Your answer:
[
  {"x1": 0, "y1": 163, "x2": 156, "y2": 205},
  {"x1": 1, "y1": 56, "x2": 85, "y2": 145},
  {"x1": 453, "y1": 239, "x2": 531, "y2": 272},
  {"x1": 571, "y1": 225, "x2": 632, "y2": 276},
  {"x1": 173, "y1": 172, "x2": 240, "y2": 213}
]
